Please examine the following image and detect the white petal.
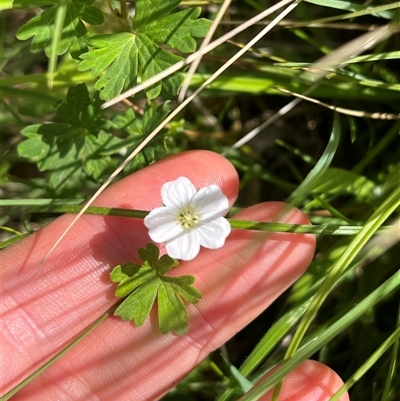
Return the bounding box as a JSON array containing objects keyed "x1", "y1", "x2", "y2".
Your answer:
[
  {"x1": 144, "y1": 207, "x2": 183, "y2": 243},
  {"x1": 192, "y1": 185, "x2": 229, "y2": 221},
  {"x1": 161, "y1": 177, "x2": 196, "y2": 209},
  {"x1": 166, "y1": 230, "x2": 201, "y2": 261},
  {"x1": 197, "y1": 217, "x2": 231, "y2": 249}
]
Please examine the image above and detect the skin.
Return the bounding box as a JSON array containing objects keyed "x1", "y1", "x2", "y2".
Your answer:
[{"x1": 1, "y1": 151, "x2": 349, "y2": 401}]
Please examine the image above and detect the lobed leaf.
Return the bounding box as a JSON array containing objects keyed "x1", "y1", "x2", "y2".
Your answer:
[
  {"x1": 139, "y1": 7, "x2": 209, "y2": 53},
  {"x1": 110, "y1": 243, "x2": 201, "y2": 334},
  {"x1": 158, "y1": 283, "x2": 189, "y2": 335},
  {"x1": 115, "y1": 280, "x2": 160, "y2": 326},
  {"x1": 17, "y1": 84, "x2": 113, "y2": 191},
  {"x1": 133, "y1": 0, "x2": 180, "y2": 27},
  {"x1": 17, "y1": 89, "x2": 175, "y2": 192},
  {"x1": 79, "y1": 33, "x2": 139, "y2": 100},
  {"x1": 78, "y1": 0, "x2": 211, "y2": 100},
  {"x1": 110, "y1": 263, "x2": 141, "y2": 282},
  {"x1": 113, "y1": 263, "x2": 154, "y2": 297},
  {"x1": 15, "y1": 0, "x2": 104, "y2": 59}
]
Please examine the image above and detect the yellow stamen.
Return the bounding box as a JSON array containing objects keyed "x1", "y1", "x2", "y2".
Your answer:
[{"x1": 177, "y1": 207, "x2": 199, "y2": 229}]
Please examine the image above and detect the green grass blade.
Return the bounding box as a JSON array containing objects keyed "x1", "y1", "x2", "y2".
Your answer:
[
  {"x1": 283, "y1": 183, "x2": 400, "y2": 363},
  {"x1": 286, "y1": 113, "x2": 341, "y2": 206},
  {"x1": 353, "y1": 122, "x2": 400, "y2": 174},
  {"x1": 216, "y1": 300, "x2": 312, "y2": 401},
  {"x1": 0, "y1": 303, "x2": 119, "y2": 400},
  {"x1": 345, "y1": 51, "x2": 400, "y2": 64},
  {"x1": 304, "y1": 0, "x2": 395, "y2": 19},
  {"x1": 0, "y1": 199, "x2": 85, "y2": 206},
  {"x1": 1, "y1": 0, "x2": 13, "y2": 11},
  {"x1": 238, "y1": 269, "x2": 400, "y2": 401},
  {"x1": 329, "y1": 325, "x2": 400, "y2": 401},
  {"x1": 48, "y1": 0, "x2": 68, "y2": 88},
  {"x1": 380, "y1": 303, "x2": 400, "y2": 401},
  {"x1": 304, "y1": 1, "x2": 400, "y2": 23}
]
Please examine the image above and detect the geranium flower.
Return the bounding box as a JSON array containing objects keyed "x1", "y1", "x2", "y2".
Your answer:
[{"x1": 144, "y1": 177, "x2": 231, "y2": 261}]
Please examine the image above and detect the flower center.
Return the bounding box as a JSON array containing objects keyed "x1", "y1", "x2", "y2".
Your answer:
[{"x1": 177, "y1": 206, "x2": 199, "y2": 229}]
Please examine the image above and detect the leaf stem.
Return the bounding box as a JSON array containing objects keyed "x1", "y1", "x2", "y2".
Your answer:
[{"x1": 120, "y1": 0, "x2": 127, "y2": 19}]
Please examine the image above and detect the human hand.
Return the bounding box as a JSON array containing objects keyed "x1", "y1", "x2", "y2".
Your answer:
[{"x1": 1, "y1": 151, "x2": 349, "y2": 400}]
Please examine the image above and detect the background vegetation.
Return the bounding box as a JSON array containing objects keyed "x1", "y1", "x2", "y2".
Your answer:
[{"x1": 1, "y1": 0, "x2": 399, "y2": 400}]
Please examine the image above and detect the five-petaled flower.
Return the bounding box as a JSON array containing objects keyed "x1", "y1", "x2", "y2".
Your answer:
[{"x1": 144, "y1": 177, "x2": 231, "y2": 261}]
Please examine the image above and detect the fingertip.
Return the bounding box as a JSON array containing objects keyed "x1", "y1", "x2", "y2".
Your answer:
[
  {"x1": 96, "y1": 150, "x2": 239, "y2": 210},
  {"x1": 231, "y1": 201, "x2": 316, "y2": 278},
  {"x1": 259, "y1": 360, "x2": 349, "y2": 401}
]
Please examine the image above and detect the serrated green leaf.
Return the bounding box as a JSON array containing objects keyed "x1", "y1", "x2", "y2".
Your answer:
[
  {"x1": 18, "y1": 125, "x2": 51, "y2": 161},
  {"x1": 115, "y1": 280, "x2": 160, "y2": 325},
  {"x1": 139, "y1": 243, "x2": 156, "y2": 262},
  {"x1": 79, "y1": 33, "x2": 139, "y2": 100},
  {"x1": 142, "y1": 101, "x2": 170, "y2": 134},
  {"x1": 56, "y1": 83, "x2": 91, "y2": 124},
  {"x1": 81, "y1": 5, "x2": 104, "y2": 25},
  {"x1": 110, "y1": 263, "x2": 142, "y2": 282},
  {"x1": 138, "y1": 242, "x2": 160, "y2": 264},
  {"x1": 133, "y1": 0, "x2": 180, "y2": 27},
  {"x1": 158, "y1": 254, "x2": 178, "y2": 274},
  {"x1": 140, "y1": 7, "x2": 209, "y2": 53},
  {"x1": 110, "y1": 107, "x2": 140, "y2": 135},
  {"x1": 78, "y1": 0, "x2": 210, "y2": 100},
  {"x1": 15, "y1": 0, "x2": 104, "y2": 59},
  {"x1": 110, "y1": 243, "x2": 201, "y2": 334},
  {"x1": 18, "y1": 123, "x2": 84, "y2": 173},
  {"x1": 49, "y1": 162, "x2": 82, "y2": 189},
  {"x1": 158, "y1": 283, "x2": 189, "y2": 335},
  {"x1": 18, "y1": 85, "x2": 175, "y2": 192},
  {"x1": 17, "y1": 84, "x2": 114, "y2": 191},
  {"x1": 114, "y1": 263, "x2": 154, "y2": 297},
  {"x1": 166, "y1": 276, "x2": 202, "y2": 304},
  {"x1": 137, "y1": 34, "x2": 183, "y2": 99},
  {"x1": 83, "y1": 136, "x2": 109, "y2": 180}
]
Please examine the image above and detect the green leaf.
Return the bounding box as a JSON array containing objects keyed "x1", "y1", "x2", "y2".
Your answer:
[
  {"x1": 312, "y1": 168, "x2": 376, "y2": 201},
  {"x1": 14, "y1": 0, "x2": 104, "y2": 60},
  {"x1": 287, "y1": 113, "x2": 341, "y2": 205},
  {"x1": 17, "y1": 83, "x2": 177, "y2": 191},
  {"x1": 110, "y1": 243, "x2": 201, "y2": 335},
  {"x1": 139, "y1": 7, "x2": 209, "y2": 53},
  {"x1": 78, "y1": 0, "x2": 211, "y2": 100},
  {"x1": 109, "y1": 102, "x2": 173, "y2": 173},
  {"x1": 110, "y1": 263, "x2": 141, "y2": 283},
  {"x1": 79, "y1": 33, "x2": 140, "y2": 100},
  {"x1": 158, "y1": 283, "x2": 189, "y2": 335},
  {"x1": 17, "y1": 83, "x2": 112, "y2": 191},
  {"x1": 115, "y1": 280, "x2": 160, "y2": 326},
  {"x1": 83, "y1": 135, "x2": 109, "y2": 180}
]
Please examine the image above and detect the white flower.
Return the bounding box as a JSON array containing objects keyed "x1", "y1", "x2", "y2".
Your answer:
[{"x1": 144, "y1": 177, "x2": 231, "y2": 261}]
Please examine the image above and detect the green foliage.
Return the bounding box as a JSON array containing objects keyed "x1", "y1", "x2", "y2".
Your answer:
[
  {"x1": 14, "y1": 0, "x2": 104, "y2": 59},
  {"x1": 110, "y1": 243, "x2": 202, "y2": 335},
  {"x1": 17, "y1": 83, "x2": 173, "y2": 192},
  {"x1": 2, "y1": 0, "x2": 400, "y2": 399},
  {"x1": 17, "y1": 83, "x2": 109, "y2": 190},
  {"x1": 78, "y1": 0, "x2": 210, "y2": 100},
  {"x1": 312, "y1": 168, "x2": 377, "y2": 202}
]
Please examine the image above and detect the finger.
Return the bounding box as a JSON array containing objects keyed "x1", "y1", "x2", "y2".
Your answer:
[
  {"x1": 7, "y1": 203, "x2": 314, "y2": 400},
  {"x1": 2, "y1": 154, "x2": 314, "y2": 399},
  {"x1": 257, "y1": 360, "x2": 349, "y2": 401},
  {"x1": 1, "y1": 150, "x2": 238, "y2": 396}
]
